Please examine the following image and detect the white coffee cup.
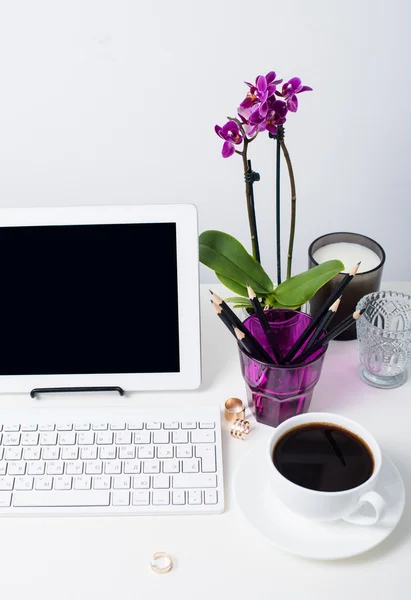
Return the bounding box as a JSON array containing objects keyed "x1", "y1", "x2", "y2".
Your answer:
[{"x1": 268, "y1": 412, "x2": 386, "y2": 525}]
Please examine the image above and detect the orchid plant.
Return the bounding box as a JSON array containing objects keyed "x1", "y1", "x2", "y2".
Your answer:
[{"x1": 199, "y1": 71, "x2": 343, "y2": 310}]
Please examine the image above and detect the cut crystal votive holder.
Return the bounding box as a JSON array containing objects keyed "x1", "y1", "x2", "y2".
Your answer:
[
  {"x1": 238, "y1": 309, "x2": 328, "y2": 428},
  {"x1": 356, "y1": 291, "x2": 411, "y2": 389}
]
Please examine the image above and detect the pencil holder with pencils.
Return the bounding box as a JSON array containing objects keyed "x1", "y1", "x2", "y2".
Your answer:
[{"x1": 238, "y1": 309, "x2": 328, "y2": 427}]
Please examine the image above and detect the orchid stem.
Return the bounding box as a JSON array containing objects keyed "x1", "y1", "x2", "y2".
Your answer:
[
  {"x1": 241, "y1": 140, "x2": 260, "y2": 262},
  {"x1": 279, "y1": 136, "x2": 296, "y2": 280},
  {"x1": 275, "y1": 126, "x2": 283, "y2": 284}
]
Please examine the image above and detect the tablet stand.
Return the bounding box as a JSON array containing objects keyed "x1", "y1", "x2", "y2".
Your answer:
[{"x1": 30, "y1": 386, "x2": 125, "y2": 399}]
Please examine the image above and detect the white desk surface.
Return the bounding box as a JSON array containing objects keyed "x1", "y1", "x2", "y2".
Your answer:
[{"x1": 0, "y1": 283, "x2": 410, "y2": 600}]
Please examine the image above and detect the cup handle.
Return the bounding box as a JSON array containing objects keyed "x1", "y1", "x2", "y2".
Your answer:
[{"x1": 343, "y1": 491, "x2": 385, "y2": 526}]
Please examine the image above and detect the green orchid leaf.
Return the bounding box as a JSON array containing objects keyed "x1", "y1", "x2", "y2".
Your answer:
[
  {"x1": 224, "y1": 296, "x2": 253, "y2": 308},
  {"x1": 273, "y1": 260, "x2": 344, "y2": 308},
  {"x1": 216, "y1": 273, "x2": 248, "y2": 297},
  {"x1": 199, "y1": 230, "x2": 274, "y2": 294}
]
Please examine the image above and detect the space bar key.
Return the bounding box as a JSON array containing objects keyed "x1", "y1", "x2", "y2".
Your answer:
[{"x1": 13, "y1": 491, "x2": 110, "y2": 507}]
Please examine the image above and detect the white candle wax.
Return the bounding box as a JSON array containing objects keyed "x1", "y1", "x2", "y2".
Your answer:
[{"x1": 313, "y1": 242, "x2": 381, "y2": 274}]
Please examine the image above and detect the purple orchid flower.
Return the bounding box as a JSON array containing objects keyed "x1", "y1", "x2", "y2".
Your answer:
[
  {"x1": 276, "y1": 77, "x2": 312, "y2": 112},
  {"x1": 215, "y1": 120, "x2": 243, "y2": 158},
  {"x1": 243, "y1": 98, "x2": 288, "y2": 137},
  {"x1": 240, "y1": 71, "x2": 282, "y2": 118}
]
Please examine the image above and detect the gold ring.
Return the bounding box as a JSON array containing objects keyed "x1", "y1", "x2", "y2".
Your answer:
[
  {"x1": 150, "y1": 552, "x2": 173, "y2": 574},
  {"x1": 230, "y1": 419, "x2": 251, "y2": 440},
  {"x1": 224, "y1": 397, "x2": 245, "y2": 422}
]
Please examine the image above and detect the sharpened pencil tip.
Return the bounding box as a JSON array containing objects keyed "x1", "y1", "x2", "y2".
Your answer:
[
  {"x1": 246, "y1": 283, "x2": 256, "y2": 299},
  {"x1": 350, "y1": 262, "x2": 361, "y2": 276},
  {"x1": 234, "y1": 327, "x2": 245, "y2": 340}
]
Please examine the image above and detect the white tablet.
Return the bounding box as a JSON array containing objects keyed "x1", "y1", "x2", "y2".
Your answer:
[{"x1": 0, "y1": 204, "x2": 201, "y2": 393}]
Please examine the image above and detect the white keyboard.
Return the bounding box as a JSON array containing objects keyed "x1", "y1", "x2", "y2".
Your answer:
[{"x1": 0, "y1": 407, "x2": 224, "y2": 516}]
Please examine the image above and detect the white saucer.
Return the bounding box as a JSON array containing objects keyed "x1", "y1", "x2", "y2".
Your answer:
[{"x1": 234, "y1": 444, "x2": 405, "y2": 560}]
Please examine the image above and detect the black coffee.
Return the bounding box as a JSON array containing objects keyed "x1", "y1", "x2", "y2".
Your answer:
[{"x1": 273, "y1": 423, "x2": 374, "y2": 492}]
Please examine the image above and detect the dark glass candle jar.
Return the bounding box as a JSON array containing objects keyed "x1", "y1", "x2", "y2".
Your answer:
[{"x1": 308, "y1": 232, "x2": 386, "y2": 340}]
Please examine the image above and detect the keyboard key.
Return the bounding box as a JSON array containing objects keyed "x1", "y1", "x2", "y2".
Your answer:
[
  {"x1": 39, "y1": 424, "x2": 55, "y2": 432},
  {"x1": 23, "y1": 446, "x2": 41, "y2": 460},
  {"x1": 172, "y1": 491, "x2": 185, "y2": 505},
  {"x1": 66, "y1": 461, "x2": 83, "y2": 475},
  {"x1": 152, "y1": 490, "x2": 169, "y2": 505},
  {"x1": 188, "y1": 490, "x2": 202, "y2": 505},
  {"x1": 127, "y1": 422, "x2": 143, "y2": 430},
  {"x1": 0, "y1": 477, "x2": 14, "y2": 490},
  {"x1": 54, "y1": 476, "x2": 72, "y2": 490},
  {"x1": 75, "y1": 423, "x2": 90, "y2": 431},
  {"x1": 92, "y1": 423, "x2": 108, "y2": 431},
  {"x1": 163, "y1": 421, "x2": 179, "y2": 430},
  {"x1": 123, "y1": 460, "x2": 141, "y2": 474},
  {"x1": 105, "y1": 460, "x2": 122, "y2": 475},
  {"x1": 93, "y1": 475, "x2": 111, "y2": 490},
  {"x1": 42, "y1": 447, "x2": 60, "y2": 461},
  {"x1": 0, "y1": 492, "x2": 12, "y2": 507},
  {"x1": 61, "y1": 447, "x2": 79, "y2": 460},
  {"x1": 47, "y1": 461, "x2": 64, "y2": 475},
  {"x1": 182, "y1": 459, "x2": 199, "y2": 473},
  {"x1": 132, "y1": 490, "x2": 150, "y2": 505},
  {"x1": 173, "y1": 474, "x2": 217, "y2": 489},
  {"x1": 133, "y1": 475, "x2": 150, "y2": 489},
  {"x1": 99, "y1": 446, "x2": 116, "y2": 460},
  {"x1": 40, "y1": 432, "x2": 58, "y2": 445},
  {"x1": 57, "y1": 424, "x2": 73, "y2": 431},
  {"x1": 8, "y1": 461, "x2": 26, "y2": 476},
  {"x1": 119, "y1": 446, "x2": 135, "y2": 459},
  {"x1": 112, "y1": 490, "x2": 130, "y2": 506},
  {"x1": 172, "y1": 431, "x2": 188, "y2": 444},
  {"x1": 162, "y1": 460, "x2": 180, "y2": 474},
  {"x1": 199, "y1": 422, "x2": 215, "y2": 429},
  {"x1": 27, "y1": 461, "x2": 45, "y2": 475},
  {"x1": 3, "y1": 433, "x2": 21, "y2": 446},
  {"x1": 157, "y1": 445, "x2": 174, "y2": 459},
  {"x1": 85, "y1": 460, "x2": 103, "y2": 475},
  {"x1": 143, "y1": 460, "x2": 160, "y2": 474},
  {"x1": 153, "y1": 430, "x2": 169, "y2": 444},
  {"x1": 21, "y1": 424, "x2": 38, "y2": 432},
  {"x1": 74, "y1": 476, "x2": 91, "y2": 490},
  {"x1": 115, "y1": 431, "x2": 132, "y2": 445},
  {"x1": 97, "y1": 432, "x2": 113, "y2": 445},
  {"x1": 35, "y1": 476, "x2": 53, "y2": 490},
  {"x1": 146, "y1": 422, "x2": 161, "y2": 430},
  {"x1": 205, "y1": 490, "x2": 218, "y2": 505},
  {"x1": 138, "y1": 446, "x2": 154, "y2": 460},
  {"x1": 59, "y1": 432, "x2": 76, "y2": 446},
  {"x1": 21, "y1": 433, "x2": 39, "y2": 446},
  {"x1": 4, "y1": 425, "x2": 20, "y2": 432},
  {"x1": 78, "y1": 432, "x2": 95, "y2": 446},
  {"x1": 176, "y1": 445, "x2": 192, "y2": 459},
  {"x1": 5, "y1": 447, "x2": 22, "y2": 461},
  {"x1": 113, "y1": 476, "x2": 130, "y2": 489},
  {"x1": 110, "y1": 423, "x2": 126, "y2": 431},
  {"x1": 153, "y1": 475, "x2": 169, "y2": 489},
  {"x1": 195, "y1": 445, "x2": 217, "y2": 473},
  {"x1": 81, "y1": 446, "x2": 98, "y2": 460},
  {"x1": 15, "y1": 476, "x2": 34, "y2": 491},
  {"x1": 0, "y1": 462, "x2": 7, "y2": 475},
  {"x1": 191, "y1": 430, "x2": 215, "y2": 444},
  {"x1": 134, "y1": 431, "x2": 150, "y2": 444},
  {"x1": 13, "y1": 491, "x2": 110, "y2": 507},
  {"x1": 181, "y1": 421, "x2": 197, "y2": 430}
]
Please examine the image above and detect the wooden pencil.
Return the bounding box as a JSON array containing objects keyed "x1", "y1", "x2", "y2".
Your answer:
[
  {"x1": 209, "y1": 290, "x2": 249, "y2": 334},
  {"x1": 233, "y1": 327, "x2": 275, "y2": 364},
  {"x1": 293, "y1": 307, "x2": 366, "y2": 364},
  {"x1": 301, "y1": 297, "x2": 341, "y2": 357},
  {"x1": 283, "y1": 262, "x2": 361, "y2": 363},
  {"x1": 246, "y1": 284, "x2": 283, "y2": 364}
]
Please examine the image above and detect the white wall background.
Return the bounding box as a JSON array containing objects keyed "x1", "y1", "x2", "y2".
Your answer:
[{"x1": 0, "y1": 0, "x2": 410, "y2": 282}]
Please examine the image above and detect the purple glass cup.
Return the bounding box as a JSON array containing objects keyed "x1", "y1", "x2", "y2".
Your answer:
[{"x1": 238, "y1": 309, "x2": 328, "y2": 427}]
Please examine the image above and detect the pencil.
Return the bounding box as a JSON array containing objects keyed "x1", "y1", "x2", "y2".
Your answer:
[
  {"x1": 209, "y1": 290, "x2": 249, "y2": 334},
  {"x1": 283, "y1": 262, "x2": 361, "y2": 363},
  {"x1": 211, "y1": 301, "x2": 275, "y2": 364},
  {"x1": 246, "y1": 284, "x2": 283, "y2": 364},
  {"x1": 301, "y1": 297, "x2": 341, "y2": 357},
  {"x1": 293, "y1": 307, "x2": 366, "y2": 364}
]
